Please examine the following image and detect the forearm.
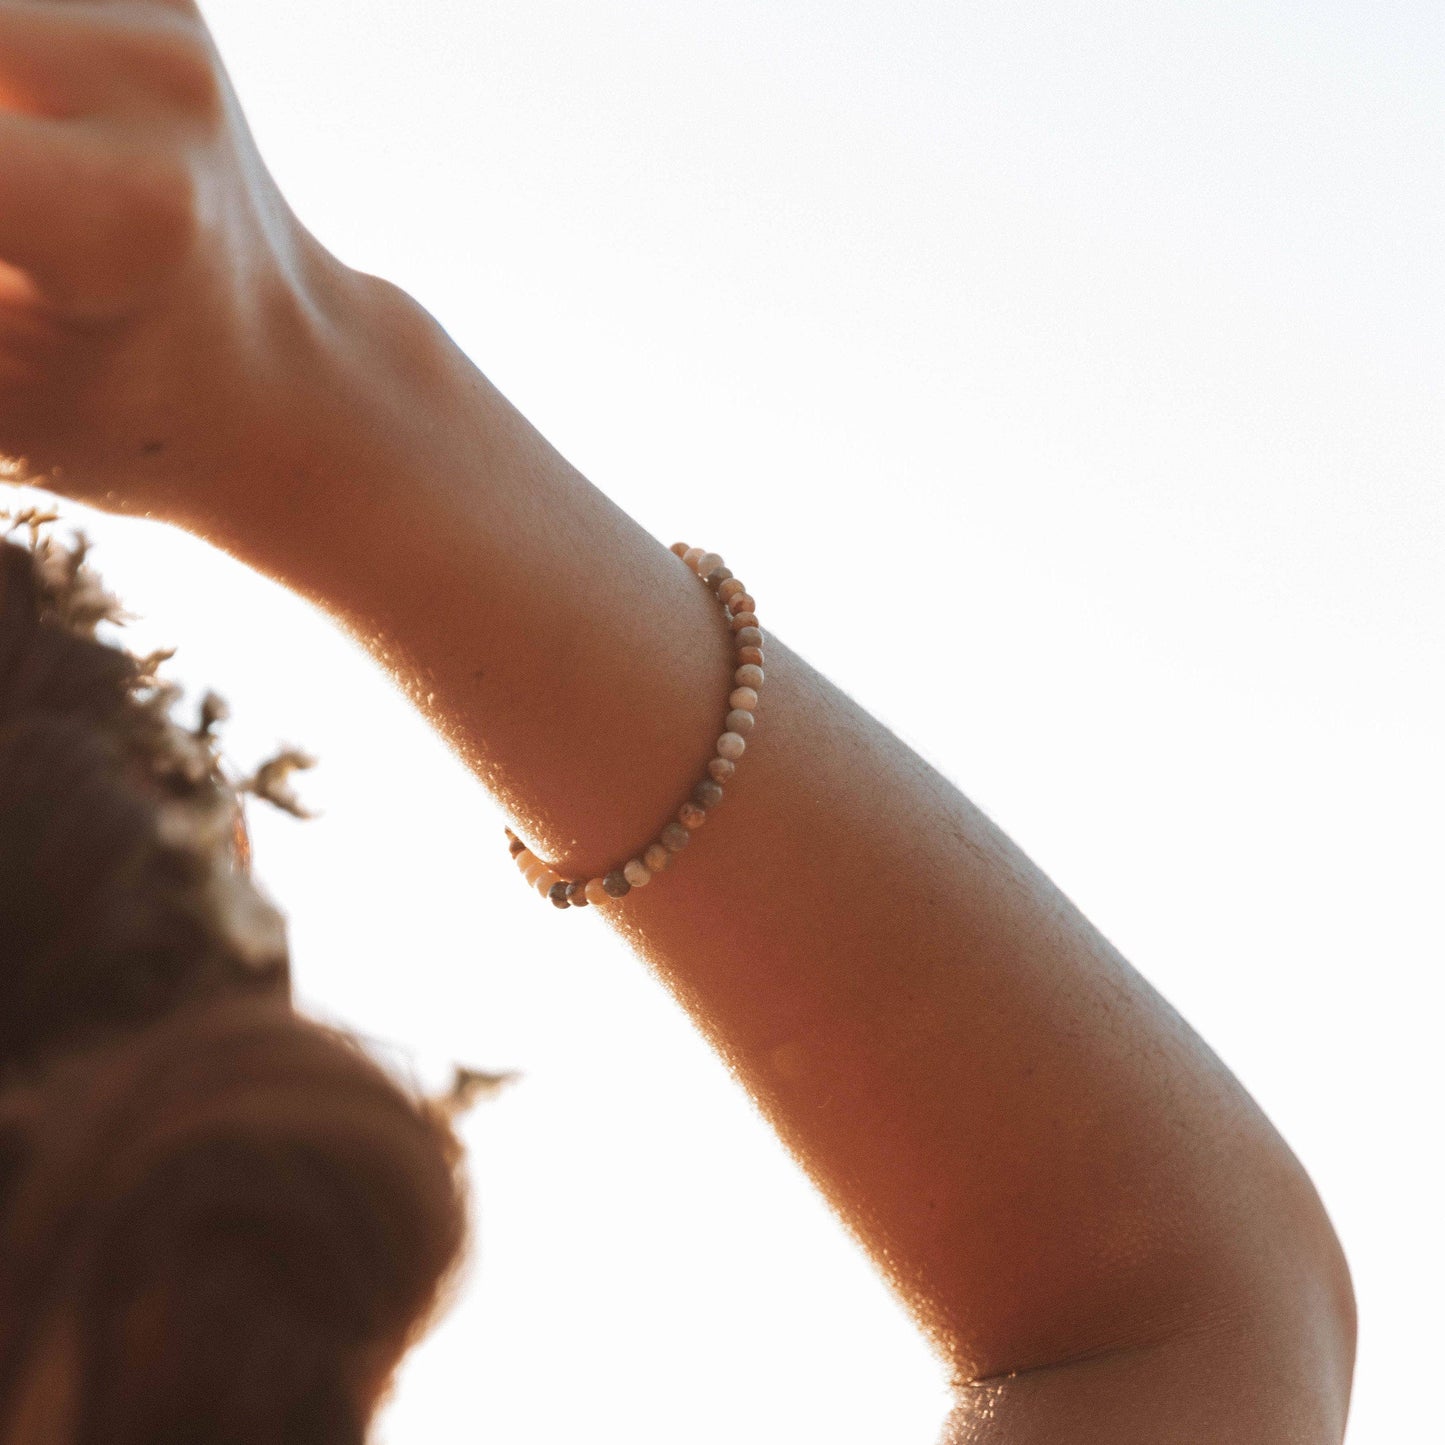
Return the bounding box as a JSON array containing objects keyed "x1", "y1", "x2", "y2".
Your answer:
[{"x1": 194, "y1": 267, "x2": 1353, "y2": 1398}]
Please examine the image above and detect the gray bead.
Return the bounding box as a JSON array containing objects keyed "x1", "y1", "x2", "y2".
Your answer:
[
  {"x1": 705, "y1": 567, "x2": 733, "y2": 589},
  {"x1": 548, "y1": 880, "x2": 572, "y2": 908},
  {"x1": 660, "y1": 822, "x2": 691, "y2": 852},
  {"x1": 603, "y1": 869, "x2": 633, "y2": 898},
  {"x1": 692, "y1": 779, "x2": 724, "y2": 809}
]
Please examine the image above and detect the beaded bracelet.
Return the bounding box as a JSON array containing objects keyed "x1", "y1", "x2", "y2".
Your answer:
[{"x1": 504, "y1": 542, "x2": 763, "y2": 909}]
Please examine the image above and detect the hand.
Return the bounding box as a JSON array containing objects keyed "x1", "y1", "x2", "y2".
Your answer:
[{"x1": 0, "y1": 0, "x2": 358, "y2": 522}]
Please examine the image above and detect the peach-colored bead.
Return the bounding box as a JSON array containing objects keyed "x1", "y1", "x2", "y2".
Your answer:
[
  {"x1": 623, "y1": 858, "x2": 652, "y2": 887},
  {"x1": 678, "y1": 801, "x2": 707, "y2": 829},
  {"x1": 694, "y1": 551, "x2": 723, "y2": 577},
  {"x1": 726, "y1": 592, "x2": 756, "y2": 616},
  {"x1": 643, "y1": 842, "x2": 672, "y2": 872},
  {"x1": 716, "y1": 731, "x2": 747, "y2": 761},
  {"x1": 535, "y1": 871, "x2": 562, "y2": 897},
  {"x1": 734, "y1": 663, "x2": 764, "y2": 689},
  {"x1": 729, "y1": 686, "x2": 759, "y2": 711},
  {"x1": 520, "y1": 856, "x2": 549, "y2": 885},
  {"x1": 729, "y1": 611, "x2": 759, "y2": 633},
  {"x1": 717, "y1": 578, "x2": 747, "y2": 604},
  {"x1": 707, "y1": 756, "x2": 736, "y2": 783},
  {"x1": 683, "y1": 546, "x2": 706, "y2": 570},
  {"x1": 725, "y1": 709, "x2": 754, "y2": 735},
  {"x1": 670, "y1": 541, "x2": 690, "y2": 558},
  {"x1": 736, "y1": 645, "x2": 764, "y2": 667},
  {"x1": 585, "y1": 878, "x2": 612, "y2": 906},
  {"x1": 734, "y1": 627, "x2": 763, "y2": 650}
]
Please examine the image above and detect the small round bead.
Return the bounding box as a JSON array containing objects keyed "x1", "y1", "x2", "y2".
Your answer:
[
  {"x1": 623, "y1": 858, "x2": 652, "y2": 887},
  {"x1": 670, "y1": 541, "x2": 690, "y2": 558},
  {"x1": 704, "y1": 567, "x2": 733, "y2": 589},
  {"x1": 643, "y1": 842, "x2": 672, "y2": 872},
  {"x1": 564, "y1": 880, "x2": 589, "y2": 907},
  {"x1": 734, "y1": 627, "x2": 764, "y2": 650},
  {"x1": 736, "y1": 645, "x2": 764, "y2": 667},
  {"x1": 717, "y1": 578, "x2": 747, "y2": 604},
  {"x1": 535, "y1": 871, "x2": 562, "y2": 897},
  {"x1": 726, "y1": 592, "x2": 756, "y2": 616},
  {"x1": 694, "y1": 551, "x2": 724, "y2": 578},
  {"x1": 707, "y1": 756, "x2": 736, "y2": 783},
  {"x1": 679, "y1": 801, "x2": 707, "y2": 830},
  {"x1": 716, "y1": 731, "x2": 747, "y2": 761},
  {"x1": 683, "y1": 546, "x2": 706, "y2": 570},
  {"x1": 548, "y1": 880, "x2": 572, "y2": 908},
  {"x1": 730, "y1": 686, "x2": 759, "y2": 711},
  {"x1": 603, "y1": 869, "x2": 632, "y2": 898},
  {"x1": 660, "y1": 822, "x2": 691, "y2": 852},
  {"x1": 729, "y1": 611, "x2": 759, "y2": 633},
  {"x1": 725, "y1": 708, "x2": 754, "y2": 735},
  {"x1": 585, "y1": 877, "x2": 612, "y2": 907},
  {"x1": 508, "y1": 835, "x2": 527, "y2": 857},
  {"x1": 692, "y1": 778, "x2": 724, "y2": 809},
  {"x1": 520, "y1": 856, "x2": 548, "y2": 885},
  {"x1": 734, "y1": 663, "x2": 764, "y2": 689}
]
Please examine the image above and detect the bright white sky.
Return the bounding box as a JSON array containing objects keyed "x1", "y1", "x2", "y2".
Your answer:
[{"x1": 13, "y1": 1, "x2": 1440, "y2": 1439}]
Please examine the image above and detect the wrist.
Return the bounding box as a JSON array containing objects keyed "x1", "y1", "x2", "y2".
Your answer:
[{"x1": 178, "y1": 258, "x2": 498, "y2": 574}]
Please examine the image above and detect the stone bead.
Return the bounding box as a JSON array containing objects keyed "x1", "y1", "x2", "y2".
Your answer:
[
  {"x1": 679, "y1": 801, "x2": 707, "y2": 830},
  {"x1": 730, "y1": 686, "x2": 759, "y2": 711},
  {"x1": 725, "y1": 708, "x2": 754, "y2": 735},
  {"x1": 726, "y1": 592, "x2": 756, "y2": 616},
  {"x1": 734, "y1": 627, "x2": 764, "y2": 651},
  {"x1": 623, "y1": 858, "x2": 652, "y2": 887},
  {"x1": 564, "y1": 880, "x2": 590, "y2": 907},
  {"x1": 692, "y1": 778, "x2": 724, "y2": 809},
  {"x1": 585, "y1": 877, "x2": 612, "y2": 907},
  {"x1": 520, "y1": 855, "x2": 548, "y2": 885},
  {"x1": 660, "y1": 822, "x2": 691, "y2": 852},
  {"x1": 535, "y1": 871, "x2": 562, "y2": 897},
  {"x1": 716, "y1": 731, "x2": 747, "y2": 761},
  {"x1": 508, "y1": 835, "x2": 527, "y2": 857},
  {"x1": 548, "y1": 880, "x2": 572, "y2": 909},
  {"x1": 734, "y1": 663, "x2": 764, "y2": 689},
  {"x1": 705, "y1": 567, "x2": 733, "y2": 589},
  {"x1": 603, "y1": 869, "x2": 632, "y2": 898},
  {"x1": 670, "y1": 541, "x2": 690, "y2": 558},
  {"x1": 695, "y1": 551, "x2": 723, "y2": 578},
  {"x1": 736, "y1": 645, "x2": 764, "y2": 667},
  {"x1": 707, "y1": 756, "x2": 736, "y2": 784},
  {"x1": 717, "y1": 578, "x2": 747, "y2": 604},
  {"x1": 729, "y1": 611, "x2": 759, "y2": 633},
  {"x1": 643, "y1": 842, "x2": 672, "y2": 872},
  {"x1": 683, "y1": 546, "x2": 706, "y2": 570}
]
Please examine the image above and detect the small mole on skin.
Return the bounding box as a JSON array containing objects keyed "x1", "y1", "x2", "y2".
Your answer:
[{"x1": 140, "y1": 439, "x2": 166, "y2": 457}]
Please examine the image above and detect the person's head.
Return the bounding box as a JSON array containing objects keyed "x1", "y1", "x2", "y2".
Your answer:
[
  {"x1": 0, "y1": 999, "x2": 468, "y2": 1445},
  {"x1": 0, "y1": 524, "x2": 288, "y2": 1081},
  {"x1": 0, "y1": 522, "x2": 469, "y2": 1442}
]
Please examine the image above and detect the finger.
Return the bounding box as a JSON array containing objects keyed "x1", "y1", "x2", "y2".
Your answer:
[
  {"x1": 0, "y1": 2, "x2": 214, "y2": 118},
  {"x1": 0, "y1": 112, "x2": 191, "y2": 318}
]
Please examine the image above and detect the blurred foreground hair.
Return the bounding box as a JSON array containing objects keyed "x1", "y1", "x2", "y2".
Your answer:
[{"x1": 0, "y1": 517, "x2": 469, "y2": 1442}]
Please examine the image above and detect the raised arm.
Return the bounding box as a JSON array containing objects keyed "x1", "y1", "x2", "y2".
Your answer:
[{"x1": 0, "y1": 6, "x2": 1353, "y2": 1439}]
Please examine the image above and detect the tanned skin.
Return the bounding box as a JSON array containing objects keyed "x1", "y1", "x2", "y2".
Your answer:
[{"x1": 0, "y1": 4, "x2": 1354, "y2": 1440}]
